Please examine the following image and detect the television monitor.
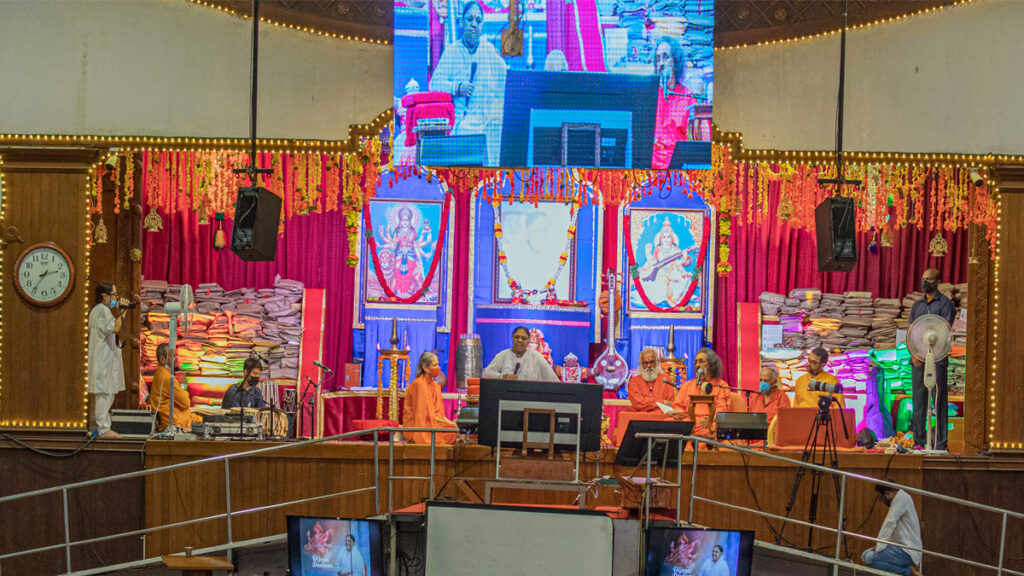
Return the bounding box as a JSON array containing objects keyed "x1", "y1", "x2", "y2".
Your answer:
[
  {"x1": 477, "y1": 378, "x2": 604, "y2": 452},
  {"x1": 286, "y1": 515, "x2": 385, "y2": 576},
  {"x1": 645, "y1": 526, "x2": 755, "y2": 576},
  {"x1": 392, "y1": 0, "x2": 715, "y2": 169},
  {"x1": 614, "y1": 420, "x2": 695, "y2": 467}
]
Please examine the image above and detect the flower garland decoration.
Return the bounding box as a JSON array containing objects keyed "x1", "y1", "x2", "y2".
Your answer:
[
  {"x1": 493, "y1": 198, "x2": 580, "y2": 303},
  {"x1": 717, "y1": 213, "x2": 732, "y2": 275},
  {"x1": 362, "y1": 195, "x2": 451, "y2": 304},
  {"x1": 623, "y1": 211, "x2": 712, "y2": 313}
]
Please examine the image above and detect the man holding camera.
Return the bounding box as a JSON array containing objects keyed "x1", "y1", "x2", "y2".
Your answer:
[
  {"x1": 793, "y1": 347, "x2": 845, "y2": 409},
  {"x1": 87, "y1": 282, "x2": 132, "y2": 439}
]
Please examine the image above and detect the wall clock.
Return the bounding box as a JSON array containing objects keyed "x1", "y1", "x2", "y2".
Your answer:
[{"x1": 13, "y1": 242, "x2": 76, "y2": 307}]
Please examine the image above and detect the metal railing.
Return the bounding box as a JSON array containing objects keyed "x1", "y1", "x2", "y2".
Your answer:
[
  {"x1": 0, "y1": 426, "x2": 453, "y2": 576},
  {"x1": 635, "y1": 433, "x2": 1024, "y2": 576}
]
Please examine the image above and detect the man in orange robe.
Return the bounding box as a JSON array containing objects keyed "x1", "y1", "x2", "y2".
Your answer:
[
  {"x1": 672, "y1": 347, "x2": 732, "y2": 436},
  {"x1": 627, "y1": 348, "x2": 676, "y2": 412},
  {"x1": 403, "y1": 352, "x2": 458, "y2": 445},
  {"x1": 747, "y1": 365, "x2": 791, "y2": 424},
  {"x1": 149, "y1": 343, "x2": 193, "y2": 431}
]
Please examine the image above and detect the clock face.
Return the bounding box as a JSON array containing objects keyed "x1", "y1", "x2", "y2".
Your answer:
[{"x1": 14, "y1": 243, "x2": 75, "y2": 307}]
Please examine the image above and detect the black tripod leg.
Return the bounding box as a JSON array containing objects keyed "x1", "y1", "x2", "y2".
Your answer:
[{"x1": 778, "y1": 418, "x2": 821, "y2": 545}]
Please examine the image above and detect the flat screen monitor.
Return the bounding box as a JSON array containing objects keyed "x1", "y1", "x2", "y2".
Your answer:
[
  {"x1": 478, "y1": 378, "x2": 604, "y2": 452},
  {"x1": 614, "y1": 420, "x2": 694, "y2": 467},
  {"x1": 645, "y1": 527, "x2": 755, "y2": 576},
  {"x1": 286, "y1": 515, "x2": 385, "y2": 576},
  {"x1": 392, "y1": 0, "x2": 714, "y2": 169}
]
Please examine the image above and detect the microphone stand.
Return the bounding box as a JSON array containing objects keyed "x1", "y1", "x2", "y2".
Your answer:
[
  {"x1": 234, "y1": 384, "x2": 262, "y2": 440},
  {"x1": 298, "y1": 375, "x2": 315, "y2": 439}
]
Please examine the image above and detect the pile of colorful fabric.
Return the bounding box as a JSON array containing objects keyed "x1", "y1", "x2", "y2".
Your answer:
[{"x1": 139, "y1": 275, "x2": 305, "y2": 407}]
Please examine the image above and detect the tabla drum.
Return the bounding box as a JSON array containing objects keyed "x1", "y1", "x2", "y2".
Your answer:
[{"x1": 259, "y1": 408, "x2": 289, "y2": 438}]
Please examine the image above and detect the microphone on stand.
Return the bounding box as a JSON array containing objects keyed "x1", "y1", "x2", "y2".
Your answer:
[{"x1": 313, "y1": 360, "x2": 333, "y2": 374}]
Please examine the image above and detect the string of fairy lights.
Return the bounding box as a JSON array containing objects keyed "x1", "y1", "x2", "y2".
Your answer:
[{"x1": 0, "y1": 0, "x2": 1017, "y2": 445}]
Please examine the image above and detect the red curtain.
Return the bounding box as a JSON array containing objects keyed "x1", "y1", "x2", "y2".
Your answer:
[
  {"x1": 713, "y1": 179, "x2": 968, "y2": 384},
  {"x1": 141, "y1": 207, "x2": 356, "y2": 374}
]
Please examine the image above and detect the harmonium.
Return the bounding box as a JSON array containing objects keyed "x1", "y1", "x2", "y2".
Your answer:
[{"x1": 191, "y1": 406, "x2": 288, "y2": 440}]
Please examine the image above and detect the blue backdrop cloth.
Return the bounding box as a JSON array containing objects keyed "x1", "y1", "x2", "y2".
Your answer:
[{"x1": 475, "y1": 305, "x2": 594, "y2": 369}]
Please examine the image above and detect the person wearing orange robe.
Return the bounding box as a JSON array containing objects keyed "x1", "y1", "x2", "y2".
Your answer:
[
  {"x1": 627, "y1": 348, "x2": 676, "y2": 412},
  {"x1": 148, "y1": 343, "x2": 193, "y2": 431},
  {"x1": 747, "y1": 365, "x2": 792, "y2": 425},
  {"x1": 671, "y1": 347, "x2": 732, "y2": 436},
  {"x1": 402, "y1": 351, "x2": 458, "y2": 445}
]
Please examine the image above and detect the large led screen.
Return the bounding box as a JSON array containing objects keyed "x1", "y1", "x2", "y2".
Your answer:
[{"x1": 394, "y1": 0, "x2": 714, "y2": 170}]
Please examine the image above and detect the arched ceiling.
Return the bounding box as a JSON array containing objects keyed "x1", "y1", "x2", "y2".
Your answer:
[{"x1": 204, "y1": 0, "x2": 957, "y2": 47}]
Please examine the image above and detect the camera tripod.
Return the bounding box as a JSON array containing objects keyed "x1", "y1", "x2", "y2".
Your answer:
[{"x1": 776, "y1": 394, "x2": 850, "y2": 550}]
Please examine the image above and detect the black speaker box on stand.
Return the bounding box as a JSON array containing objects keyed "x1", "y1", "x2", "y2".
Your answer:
[
  {"x1": 815, "y1": 196, "x2": 857, "y2": 272},
  {"x1": 231, "y1": 186, "x2": 282, "y2": 261}
]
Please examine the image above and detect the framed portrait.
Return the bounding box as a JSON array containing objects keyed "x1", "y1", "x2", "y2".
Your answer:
[
  {"x1": 625, "y1": 208, "x2": 709, "y2": 316},
  {"x1": 492, "y1": 201, "x2": 577, "y2": 302},
  {"x1": 363, "y1": 199, "x2": 445, "y2": 307}
]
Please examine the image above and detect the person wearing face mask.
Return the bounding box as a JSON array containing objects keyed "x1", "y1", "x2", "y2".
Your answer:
[
  {"x1": 403, "y1": 352, "x2": 458, "y2": 445},
  {"x1": 909, "y1": 268, "x2": 956, "y2": 451},
  {"x1": 88, "y1": 282, "x2": 132, "y2": 439},
  {"x1": 148, "y1": 343, "x2": 193, "y2": 431},
  {"x1": 626, "y1": 348, "x2": 676, "y2": 413},
  {"x1": 482, "y1": 326, "x2": 559, "y2": 382},
  {"x1": 221, "y1": 357, "x2": 267, "y2": 410},
  {"x1": 746, "y1": 365, "x2": 791, "y2": 425}
]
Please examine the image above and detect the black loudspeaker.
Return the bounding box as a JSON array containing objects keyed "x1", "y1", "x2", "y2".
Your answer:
[
  {"x1": 815, "y1": 196, "x2": 857, "y2": 272},
  {"x1": 231, "y1": 186, "x2": 282, "y2": 261}
]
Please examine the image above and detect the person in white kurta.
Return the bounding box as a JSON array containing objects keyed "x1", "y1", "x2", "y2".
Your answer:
[
  {"x1": 335, "y1": 534, "x2": 367, "y2": 576},
  {"x1": 88, "y1": 282, "x2": 126, "y2": 438},
  {"x1": 482, "y1": 326, "x2": 559, "y2": 382},
  {"x1": 428, "y1": 1, "x2": 507, "y2": 165},
  {"x1": 697, "y1": 546, "x2": 731, "y2": 576}
]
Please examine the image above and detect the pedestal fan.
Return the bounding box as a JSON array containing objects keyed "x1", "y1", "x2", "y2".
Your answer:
[
  {"x1": 906, "y1": 313, "x2": 952, "y2": 452},
  {"x1": 157, "y1": 284, "x2": 195, "y2": 438}
]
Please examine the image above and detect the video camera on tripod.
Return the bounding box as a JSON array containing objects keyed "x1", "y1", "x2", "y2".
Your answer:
[{"x1": 807, "y1": 379, "x2": 843, "y2": 395}]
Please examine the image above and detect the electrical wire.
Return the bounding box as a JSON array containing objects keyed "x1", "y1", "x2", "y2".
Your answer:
[{"x1": 0, "y1": 432, "x2": 95, "y2": 458}]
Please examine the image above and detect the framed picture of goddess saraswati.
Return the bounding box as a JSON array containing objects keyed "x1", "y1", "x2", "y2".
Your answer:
[
  {"x1": 625, "y1": 208, "x2": 709, "y2": 316},
  {"x1": 363, "y1": 200, "x2": 445, "y2": 306}
]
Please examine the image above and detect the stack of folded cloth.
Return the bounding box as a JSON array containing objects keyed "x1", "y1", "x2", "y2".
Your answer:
[
  {"x1": 139, "y1": 275, "x2": 307, "y2": 405},
  {"x1": 759, "y1": 292, "x2": 786, "y2": 316},
  {"x1": 870, "y1": 345, "x2": 914, "y2": 394}
]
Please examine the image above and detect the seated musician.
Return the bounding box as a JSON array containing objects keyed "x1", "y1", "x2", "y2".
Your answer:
[
  {"x1": 793, "y1": 347, "x2": 845, "y2": 408},
  {"x1": 482, "y1": 326, "x2": 559, "y2": 382},
  {"x1": 747, "y1": 365, "x2": 791, "y2": 424},
  {"x1": 671, "y1": 347, "x2": 732, "y2": 436},
  {"x1": 627, "y1": 348, "x2": 676, "y2": 412},
  {"x1": 221, "y1": 357, "x2": 268, "y2": 410},
  {"x1": 148, "y1": 343, "x2": 193, "y2": 431},
  {"x1": 403, "y1": 352, "x2": 457, "y2": 445}
]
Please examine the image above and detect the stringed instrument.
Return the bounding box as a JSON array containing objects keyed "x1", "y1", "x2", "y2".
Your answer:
[{"x1": 593, "y1": 271, "x2": 629, "y2": 391}]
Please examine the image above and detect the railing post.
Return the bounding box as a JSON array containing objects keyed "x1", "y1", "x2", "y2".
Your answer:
[
  {"x1": 374, "y1": 433, "x2": 380, "y2": 516},
  {"x1": 62, "y1": 488, "x2": 72, "y2": 575},
  {"x1": 833, "y1": 475, "x2": 847, "y2": 576},
  {"x1": 645, "y1": 437, "x2": 653, "y2": 530},
  {"x1": 224, "y1": 460, "x2": 233, "y2": 553},
  {"x1": 688, "y1": 439, "x2": 699, "y2": 525},
  {"x1": 998, "y1": 512, "x2": 1007, "y2": 575},
  {"x1": 676, "y1": 435, "x2": 683, "y2": 525},
  {"x1": 429, "y1": 431, "x2": 436, "y2": 500},
  {"x1": 388, "y1": 432, "x2": 395, "y2": 516}
]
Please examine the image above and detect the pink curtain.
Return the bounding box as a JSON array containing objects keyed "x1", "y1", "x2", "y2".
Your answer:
[
  {"x1": 713, "y1": 179, "x2": 968, "y2": 384},
  {"x1": 445, "y1": 191, "x2": 473, "y2": 391},
  {"x1": 141, "y1": 206, "x2": 356, "y2": 374}
]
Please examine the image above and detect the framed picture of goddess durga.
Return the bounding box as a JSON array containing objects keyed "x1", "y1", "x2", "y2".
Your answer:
[
  {"x1": 626, "y1": 208, "x2": 709, "y2": 316},
  {"x1": 363, "y1": 200, "x2": 444, "y2": 306}
]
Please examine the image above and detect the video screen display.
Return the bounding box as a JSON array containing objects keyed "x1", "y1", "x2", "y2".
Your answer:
[
  {"x1": 645, "y1": 527, "x2": 755, "y2": 576},
  {"x1": 394, "y1": 0, "x2": 714, "y2": 169},
  {"x1": 287, "y1": 516, "x2": 384, "y2": 576}
]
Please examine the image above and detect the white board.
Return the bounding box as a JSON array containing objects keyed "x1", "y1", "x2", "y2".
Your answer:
[{"x1": 425, "y1": 504, "x2": 614, "y2": 576}]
